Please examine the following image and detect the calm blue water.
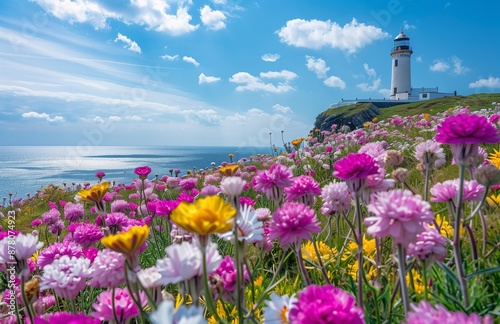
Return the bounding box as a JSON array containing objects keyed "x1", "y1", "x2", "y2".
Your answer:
[{"x1": 0, "y1": 146, "x2": 269, "y2": 198}]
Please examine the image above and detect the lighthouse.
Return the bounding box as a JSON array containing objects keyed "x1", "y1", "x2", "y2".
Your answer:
[{"x1": 390, "y1": 30, "x2": 413, "y2": 100}]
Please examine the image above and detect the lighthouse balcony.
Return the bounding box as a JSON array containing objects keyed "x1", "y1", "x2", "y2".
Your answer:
[{"x1": 391, "y1": 45, "x2": 412, "y2": 51}]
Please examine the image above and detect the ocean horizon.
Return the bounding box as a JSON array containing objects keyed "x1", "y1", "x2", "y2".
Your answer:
[{"x1": 0, "y1": 145, "x2": 270, "y2": 199}]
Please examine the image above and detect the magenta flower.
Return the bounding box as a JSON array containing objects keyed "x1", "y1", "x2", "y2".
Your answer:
[
  {"x1": 179, "y1": 178, "x2": 197, "y2": 191},
  {"x1": 155, "y1": 199, "x2": 180, "y2": 217},
  {"x1": 34, "y1": 312, "x2": 100, "y2": 324},
  {"x1": 407, "y1": 301, "x2": 493, "y2": 324},
  {"x1": 289, "y1": 285, "x2": 364, "y2": 324},
  {"x1": 284, "y1": 175, "x2": 321, "y2": 207},
  {"x1": 111, "y1": 199, "x2": 130, "y2": 213},
  {"x1": 268, "y1": 202, "x2": 320, "y2": 247},
  {"x1": 435, "y1": 113, "x2": 500, "y2": 165},
  {"x1": 407, "y1": 225, "x2": 448, "y2": 265},
  {"x1": 134, "y1": 166, "x2": 152, "y2": 179},
  {"x1": 95, "y1": 171, "x2": 106, "y2": 180},
  {"x1": 37, "y1": 241, "x2": 83, "y2": 269},
  {"x1": 92, "y1": 288, "x2": 147, "y2": 322},
  {"x1": 72, "y1": 223, "x2": 104, "y2": 248},
  {"x1": 30, "y1": 219, "x2": 42, "y2": 227},
  {"x1": 366, "y1": 189, "x2": 434, "y2": 247},
  {"x1": 333, "y1": 153, "x2": 379, "y2": 193},
  {"x1": 42, "y1": 208, "x2": 61, "y2": 225},
  {"x1": 252, "y1": 163, "x2": 293, "y2": 202},
  {"x1": 213, "y1": 255, "x2": 250, "y2": 300}
]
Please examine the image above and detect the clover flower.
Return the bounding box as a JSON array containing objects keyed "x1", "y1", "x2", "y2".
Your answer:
[
  {"x1": 252, "y1": 163, "x2": 293, "y2": 202},
  {"x1": 284, "y1": 175, "x2": 321, "y2": 207},
  {"x1": 289, "y1": 285, "x2": 364, "y2": 323},
  {"x1": 40, "y1": 255, "x2": 92, "y2": 300},
  {"x1": 88, "y1": 248, "x2": 125, "y2": 288},
  {"x1": 366, "y1": 189, "x2": 434, "y2": 247}
]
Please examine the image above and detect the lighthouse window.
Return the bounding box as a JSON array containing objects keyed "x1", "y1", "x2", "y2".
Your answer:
[{"x1": 394, "y1": 59, "x2": 398, "y2": 67}]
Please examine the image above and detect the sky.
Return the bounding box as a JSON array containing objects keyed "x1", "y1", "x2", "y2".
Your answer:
[{"x1": 1, "y1": 0, "x2": 500, "y2": 148}]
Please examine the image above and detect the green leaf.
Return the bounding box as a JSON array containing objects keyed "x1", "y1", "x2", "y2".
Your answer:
[
  {"x1": 466, "y1": 266, "x2": 500, "y2": 280},
  {"x1": 436, "y1": 261, "x2": 460, "y2": 288}
]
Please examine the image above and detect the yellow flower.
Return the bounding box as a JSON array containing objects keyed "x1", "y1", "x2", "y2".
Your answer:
[
  {"x1": 487, "y1": 149, "x2": 500, "y2": 168},
  {"x1": 170, "y1": 196, "x2": 236, "y2": 236},
  {"x1": 372, "y1": 117, "x2": 378, "y2": 122},
  {"x1": 291, "y1": 138, "x2": 304, "y2": 148},
  {"x1": 429, "y1": 214, "x2": 459, "y2": 238},
  {"x1": 219, "y1": 164, "x2": 239, "y2": 176},
  {"x1": 228, "y1": 153, "x2": 234, "y2": 158},
  {"x1": 302, "y1": 241, "x2": 337, "y2": 265},
  {"x1": 363, "y1": 122, "x2": 371, "y2": 128},
  {"x1": 343, "y1": 235, "x2": 376, "y2": 260},
  {"x1": 407, "y1": 269, "x2": 425, "y2": 295},
  {"x1": 487, "y1": 192, "x2": 500, "y2": 207},
  {"x1": 76, "y1": 182, "x2": 109, "y2": 214},
  {"x1": 423, "y1": 113, "x2": 430, "y2": 121},
  {"x1": 101, "y1": 225, "x2": 149, "y2": 257}
]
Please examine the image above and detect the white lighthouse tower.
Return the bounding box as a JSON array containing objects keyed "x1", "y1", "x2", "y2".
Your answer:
[{"x1": 390, "y1": 30, "x2": 413, "y2": 100}]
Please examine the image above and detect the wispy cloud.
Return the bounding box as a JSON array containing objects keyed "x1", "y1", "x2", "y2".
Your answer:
[
  {"x1": 261, "y1": 53, "x2": 280, "y2": 62},
  {"x1": 160, "y1": 54, "x2": 179, "y2": 61},
  {"x1": 356, "y1": 63, "x2": 381, "y2": 92},
  {"x1": 277, "y1": 18, "x2": 388, "y2": 53},
  {"x1": 183, "y1": 56, "x2": 200, "y2": 67},
  {"x1": 22, "y1": 111, "x2": 64, "y2": 122},
  {"x1": 403, "y1": 21, "x2": 416, "y2": 30},
  {"x1": 199, "y1": 73, "x2": 221, "y2": 84},
  {"x1": 229, "y1": 70, "x2": 297, "y2": 93},
  {"x1": 114, "y1": 33, "x2": 141, "y2": 53},
  {"x1": 430, "y1": 60, "x2": 450, "y2": 72},
  {"x1": 430, "y1": 56, "x2": 469, "y2": 74}
]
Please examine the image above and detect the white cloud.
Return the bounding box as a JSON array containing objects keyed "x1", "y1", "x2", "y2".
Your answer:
[
  {"x1": 184, "y1": 109, "x2": 222, "y2": 126},
  {"x1": 357, "y1": 78, "x2": 381, "y2": 92},
  {"x1": 469, "y1": 77, "x2": 500, "y2": 89},
  {"x1": 183, "y1": 56, "x2": 200, "y2": 67},
  {"x1": 31, "y1": 0, "x2": 199, "y2": 36},
  {"x1": 261, "y1": 53, "x2": 280, "y2": 62},
  {"x1": 452, "y1": 56, "x2": 470, "y2": 75},
  {"x1": 199, "y1": 73, "x2": 221, "y2": 84},
  {"x1": 323, "y1": 76, "x2": 346, "y2": 89},
  {"x1": 94, "y1": 116, "x2": 104, "y2": 123},
  {"x1": 277, "y1": 18, "x2": 388, "y2": 53},
  {"x1": 403, "y1": 21, "x2": 416, "y2": 30},
  {"x1": 160, "y1": 54, "x2": 179, "y2": 61},
  {"x1": 109, "y1": 116, "x2": 121, "y2": 122},
  {"x1": 416, "y1": 56, "x2": 423, "y2": 63},
  {"x1": 212, "y1": 0, "x2": 227, "y2": 4},
  {"x1": 126, "y1": 115, "x2": 143, "y2": 121},
  {"x1": 305, "y1": 56, "x2": 330, "y2": 79},
  {"x1": 273, "y1": 104, "x2": 293, "y2": 114},
  {"x1": 114, "y1": 33, "x2": 141, "y2": 53},
  {"x1": 363, "y1": 63, "x2": 377, "y2": 78},
  {"x1": 229, "y1": 71, "x2": 296, "y2": 93},
  {"x1": 21, "y1": 111, "x2": 64, "y2": 122},
  {"x1": 430, "y1": 60, "x2": 450, "y2": 72},
  {"x1": 200, "y1": 5, "x2": 226, "y2": 31},
  {"x1": 378, "y1": 88, "x2": 391, "y2": 98}
]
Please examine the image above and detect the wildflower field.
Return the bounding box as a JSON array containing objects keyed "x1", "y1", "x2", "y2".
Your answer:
[{"x1": 1, "y1": 103, "x2": 500, "y2": 323}]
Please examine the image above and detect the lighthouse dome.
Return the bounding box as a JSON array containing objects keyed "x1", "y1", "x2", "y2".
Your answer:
[{"x1": 394, "y1": 31, "x2": 408, "y2": 40}]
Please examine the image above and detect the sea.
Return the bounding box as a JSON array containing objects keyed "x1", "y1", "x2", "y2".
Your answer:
[{"x1": 0, "y1": 146, "x2": 270, "y2": 199}]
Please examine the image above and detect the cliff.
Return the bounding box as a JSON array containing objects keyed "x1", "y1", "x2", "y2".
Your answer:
[{"x1": 314, "y1": 103, "x2": 380, "y2": 131}]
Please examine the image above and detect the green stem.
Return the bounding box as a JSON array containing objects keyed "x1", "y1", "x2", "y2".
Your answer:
[
  {"x1": 312, "y1": 235, "x2": 330, "y2": 284},
  {"x1": 20, "y1": 276, "x2": 34, "y2": 322},
  {"x1": 354, "y1": 194, "x2": 364, "y2": 309},
  {"x1": 233, "y1": 223, "x2": 244, "y2": 324},
  {"x1": 453, "y1": 164, "x2": 470, "y2": 308},
  {"x1": 201, "y1": 246, "x2": 222, "y2": 323},
  {"x1": 422, "y1": 260, "x2": 429, "y2": 301},
  {"x1": 397, "y1": 244, "x2": 409, "y2": 317},
  {"x1": 295, "y1": 243, "x2": 312, "y2": 286},
  {"x1": 112, "y1": 287, "x2": 120, "y2": 324}
]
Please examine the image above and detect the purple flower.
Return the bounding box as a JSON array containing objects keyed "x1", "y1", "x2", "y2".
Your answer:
[
  {"x1": 72, "y1": 223, "x2": 104, "y2": 248},
  {"x1": 134, "y1": 166, "x2": 152, "y2": 179},
  {"x1": 110, "y1": 199, "x2": 129, "y2": 213},
  {"x1": 214, "y1": 255, "x2": 250, "y2": 295},
  {"x1": 179, "y1": 178, "x2": 197, "y2": 191},
  {"x1": 406, "y1": 301, "x2": 493, "y2": 324},
  {"x1": 358, "y1": 141, "x2": 387, "y2": 166},
  {"x1": 88, "y1": 249, "x2": 125, "y2": 288},
  {"x1": 414, "y1": 139, "x2": 446, "y2": 169},
  {"x1": 37, "y1": 241, "x2": 84, "y2": 269},
  {"x1": 252, "y1": 163, "x2": 293, "y2": 202},
  {"x1": 156, "y1": 199, "x2": 180, "y2": 217},
  {"x1": 42, "y1": 208, "x2": 61, "y2": 225},
  {"x1": 284, "y1": 175, "x2": 321, "y2": 207},
  {"x1": 30, "y1": 219, "x2": 43, "y2": 227},
  {"x1": 333, "y1": 153, "x2": 379, "y2": 193},
  {"x1": 105, "y1": 212, "x2": 134, "y2": 233},
  {"x1": 200, "y1": 184, "x2": 221, "y2": 196},
  {"x1": 40, "y1": 255, "x2": 93, "y2": 300},
  {"x1": 92, "y1": 288, "x2": 147, "y2": 322},
  {"x1": 239, "y1": 196, "x2": 255, "y2": 207},
  {"x1": 407, "y1": 225, "x2": 448, "y2": 265},
  {"x1": 268, "y1": 202, "x2": 321, "y2": 247},
  {"x1": 289, "y1": 285, "x2": 364, "y2": 324},
  {"x1": 320, "y1": 181, "x2": 351, "y2": 215},
  {"x1": 63, "y1": 202, "x2": 84, "y2": 222},
  {"x1": 33, "y1": 312, "x2": 100, "y2": 324},
  {"x1": 435, "y1": 113, "x2": 500, "y2": 145},
  {"x1": 366, "y1": 189, "x2": 434, "y2": 247},
  {"x1": 95, "y1": 171, "x2": 106, "y2": 180}
]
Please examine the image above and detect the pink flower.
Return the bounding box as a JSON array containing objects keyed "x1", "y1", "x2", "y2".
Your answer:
[
  {"x1": 201, "y1": 184, "x2": 221, "y2": 196},
  {"x1": 333, "y1": 153, "x2": 379, "y2": 193},
  {"x1": 72, "y1": 223, "x2": 104, "y2": 248},
  {"x1": 34, "y1": 312, "x2": 100, "y2": 323},
  {"x1": 289, "y1": 285, "x2": 364, "y2": 324},
  {"x1": 366, "y1": 189, "x2": 434, "y2": 247},
  {"x1": 92, "y1": 288, "x2": 147, "y2": 322},
  {"x1": 320, "y1": 181, "x2": 351, "y2": 215},
  {"x1": 407, "y1": 225, "x2": 448, "y2": 265},
  {"x1": 63, "y1": 202, "x2": 84, "y2": 222},
  {"x1": 407, "y1": 301, "x2": 493, "y2": 324},
  {"x1": 179, "y1": 178, "x2": 197, "y2": 191},
  {"x1": 239, "y1": 196, "x2": 255, "y2": 207},
  {"x1": 95, "y1": 171, "x2": 106, "y2": 180},
  {"x1": 110, "y1": 199, "x2": 130, "y2": 213},
  {"x1": 155, "y1": 199, "x2": 180, "y2": 217},
  {"x1": 213, "y1": 255, "x2": 250, "y2": 300},
  {"x1": 40, "y1": 256, "x2": 92, "y2": 300},
  {"x1": 268, "y1": 202, "x2": 320, "y2": 247},
  {"x1": 30, "y1": 219, "x2": 42, "y2": 227},
  {"x1": 414, "y1": 140, "x2": 446, "y2": 169},
  {"x1": 37, "y1": 241, "x2": 83, "y2": 269},
  {"x1": 430, "y1": 179, "x2": 484, "y2": 202},
  {"x1": 284, "y1": 175, "x2": 321, "y2": 207},
  {"x1": 134, "y1": 166, "x2": 152, "y2": 179},
  {"x1": 252, "y1": 163, "x2": 293, "y2": 202},
  {"x1": 88, "y1": 249, "x2": 125, "y2": 288}
]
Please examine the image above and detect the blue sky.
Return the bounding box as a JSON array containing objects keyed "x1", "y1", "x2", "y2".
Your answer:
[{"x1": 1, "y1": 0, "x2": 499, "y2": 147}]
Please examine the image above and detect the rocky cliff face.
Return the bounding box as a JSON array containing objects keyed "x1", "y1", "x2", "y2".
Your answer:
[{"x1": 314, "y1": 103, "x2": 380, "y2": 132}]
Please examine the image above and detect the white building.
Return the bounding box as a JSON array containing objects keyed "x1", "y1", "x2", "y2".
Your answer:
[{"x1": 390, "y1": 30, "x2": 413, "y2": 100}]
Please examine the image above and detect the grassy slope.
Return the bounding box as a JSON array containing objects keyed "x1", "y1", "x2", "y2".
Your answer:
[{"x1": 321, "y1": 93, "x2": 500, "y2": 120}]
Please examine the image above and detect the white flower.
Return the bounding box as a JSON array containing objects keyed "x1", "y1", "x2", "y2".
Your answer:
[
  {"x1": 263, "y1": 293, "x2": 298, "y2": 323},
  {"x1": 15, "y1": 233, "x2": 44, "y2": 260},
  {"x1": 220, "y1": 177, "x2": 246, "y2": 197},
  {"x1": 138, "y1": 266, "x2": 162, "y2": 288},
  {"x1": 149, "y1": 300, "x2": 207, "y2": 324},
  {"x1": 40, "y1": 256, "x2": 92, "y2": 300},
  {"x1": 219, "y1": 205, "x2": 263, "y2": 243}
]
